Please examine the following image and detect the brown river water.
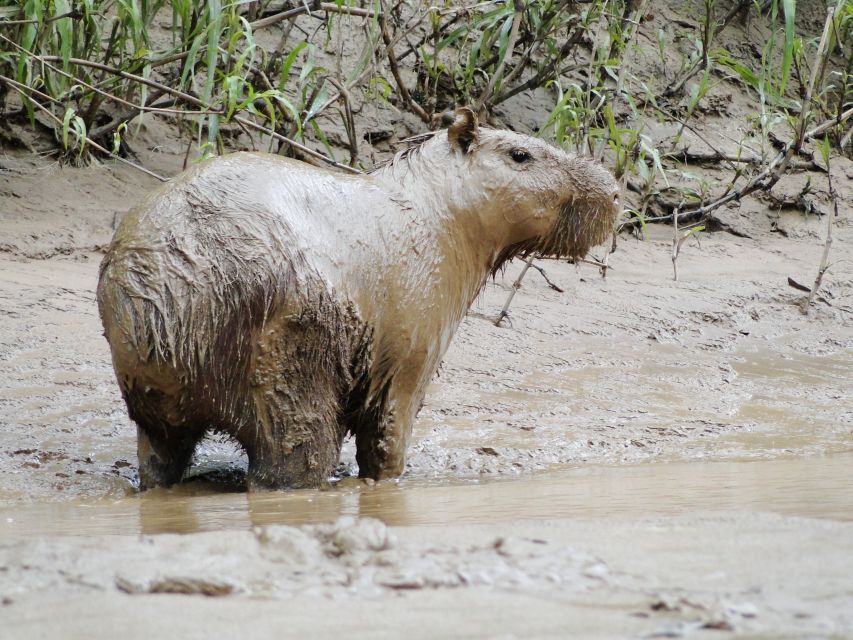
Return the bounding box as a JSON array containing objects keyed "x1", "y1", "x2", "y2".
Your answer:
[
  {"x1": 3, "y1": 452, "x2": 851, "y2": 541},
  {"x1": 1, "y1": 343, "x2": 851, "y2": 541}
]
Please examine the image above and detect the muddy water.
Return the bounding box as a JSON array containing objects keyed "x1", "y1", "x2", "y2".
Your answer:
[
  {"x1": 720, "y1": 348, "x2": 853, "y2": 452},
  {"x1": 3, "y1": 452, "x2": 851, "y2": 541},
  {"x1": 2, "y1": 343, "x2": 851, "y2": 541},
  {"x1": 416, "y1": 343, "x2": 853, "y2": 471}
]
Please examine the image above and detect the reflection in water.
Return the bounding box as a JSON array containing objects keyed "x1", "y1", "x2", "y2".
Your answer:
[
  {"x1": 2, "y1": 453, "x2": 852, "y2": 540},
  {"x1": 139, "y1": 487, "x2": 213, "y2": 535}
]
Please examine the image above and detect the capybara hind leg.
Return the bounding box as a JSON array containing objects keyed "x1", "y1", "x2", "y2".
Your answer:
[
  {"x1": 243, "y1": 310, "x2": 350, "y2": 490},
  {"x1": 244, "y1": 406, "x2": 345, "y2": 490},
  {"x1": 246, "y1": 439, "x2": 343, "y2": 490},
  {"x1": 243, "y1": 396, "x2": 345, "y2": 490},
  {"x1": 137, "y1": 425, "x2": 202, "y2": 489}
]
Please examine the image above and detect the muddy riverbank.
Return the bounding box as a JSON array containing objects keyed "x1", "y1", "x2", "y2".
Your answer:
[
  {"x1": 1, "y1": 145, "x2": 852, "y2": 636},
  {"x1": 1, "y1": 213, "x2": 851, "y2": 504}
]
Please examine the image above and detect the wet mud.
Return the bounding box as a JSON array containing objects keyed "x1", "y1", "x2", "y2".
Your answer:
[
  {"x1": 1, "y1": 208, "x2": 852, "y2": 637},
  {"x1": 2, "y1": 225, "x2": 851, "y2": 505},
  {"x1": 1, "y1": 102, "x2": 852, "y2": 638}
]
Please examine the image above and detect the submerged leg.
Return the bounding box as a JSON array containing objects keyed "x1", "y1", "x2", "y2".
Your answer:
[
  {"x1": 355, "y1": 420, "x2": 407, "y2": 480},
  {"x1": 243, "y1": 392, "x2": 346, "y2": 490},
  {"x1": 354, "y1": 388, "x2": 418, "y2": 481},
  {"x1": 137, "y1": 423, "x2": 204, "y2": 489},
  {"x1": 246, "y1": 436, "x2": 344, "y2": 490}
]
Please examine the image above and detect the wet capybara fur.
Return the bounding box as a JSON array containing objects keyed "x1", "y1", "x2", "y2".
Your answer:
[{"x1": 97, "y1": 108, "x2": 619, "y2": 490}]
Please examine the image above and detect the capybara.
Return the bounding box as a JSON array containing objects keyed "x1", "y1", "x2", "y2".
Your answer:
[{"x1": 97, "y1": 108, "x2": 619, "y2": 490}]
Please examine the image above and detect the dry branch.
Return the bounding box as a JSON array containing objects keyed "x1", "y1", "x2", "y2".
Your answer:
[
  {"x1": 495, "y1": 256, "x2": 534, "y2": 327},
  {"x1": 0, "y1": 9, "x2": 82, "y2": 26},
  {"x1": 803, "y1": 171, "x2": 836, "y2": 314},
  {"x1": 620, "y1": 107, "x2": 853, "y2": 230},
  {"x1": 379, "y1": 3, "x2": 430, "y2": 123},
  {"x1": 528, "y1": 262, "x2": 564, "y2": 293},
  {"x1": 250, "y1": 2, "x2": 376, "y2": 31}
]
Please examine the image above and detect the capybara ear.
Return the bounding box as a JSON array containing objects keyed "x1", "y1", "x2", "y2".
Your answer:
[{"x1": 447, "y1": 107, "x2": 478, "y2": 154}]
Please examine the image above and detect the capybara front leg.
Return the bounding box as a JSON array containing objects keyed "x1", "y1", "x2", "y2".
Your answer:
[
  {"x1": 356, "y1": 427, "x2": 406, "y2": 480},
  {"x1": 137, "y1": 425, "x2": 201, "y2": 490},
  {"x1": 355, "y1": 375, "x2": 428, "y2": 480}
]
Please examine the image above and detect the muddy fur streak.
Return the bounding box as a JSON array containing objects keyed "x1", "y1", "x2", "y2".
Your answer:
[{"x1": 97, "y1": 108, "x2": 619, "y2": 490}]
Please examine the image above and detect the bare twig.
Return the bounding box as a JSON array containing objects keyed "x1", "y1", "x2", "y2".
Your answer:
[
  {"x1": 803, "y1": 149, "x2": 837, "y2": 314},
  {"x1": 575, "y1": 256, "x2": 612, "y2": 270},
  {"x1": 250, "y1": 2, "x2": 376, "y2": 31},
  {"x1": 234, "y1": 114, "x2": 360, "y2": 173},
  {"x1": 495, "y1": 255, "x2": 534, "y2": 327},
  {"x1": 665, "y1": 149, "x2": 763, "y2": 166},
  {"x1": 787, "y1": 277, "x2": 811, "y2": 293},
  {"x1": 0, "y1": 9, "x2": 82, "y2": 26},
  {"x1": 803, "y1": 184, "x2": 835, "y2": 313},
  {"x1": 528, "y1": 262, "x2": 564, "y2": 293},
  {"x1": 492, "y1": 253, "x2": 604, "y2": 325},
  {"x1": 671, "y1": 206, "x2": 681, "y2": 281},
  {"x1": 379, "y1": 2, "x2": 430, "y2": 123},
  {"x1": 672, "y1": 218, "x2": 704, "y2": 282}
]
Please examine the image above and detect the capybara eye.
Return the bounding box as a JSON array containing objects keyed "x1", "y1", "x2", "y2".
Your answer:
[{"x1": 510, "y1": 149, "x2": 531, "y2": 163}]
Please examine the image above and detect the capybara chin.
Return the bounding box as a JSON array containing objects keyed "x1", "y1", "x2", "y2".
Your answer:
[{"x1": 97, "y1": 108, "x2": 619, "y2": 491}]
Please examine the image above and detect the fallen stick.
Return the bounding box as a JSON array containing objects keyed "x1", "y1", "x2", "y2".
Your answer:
[{"x1": 249, "y1": 1, "x2": 376, "y2": 31}]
